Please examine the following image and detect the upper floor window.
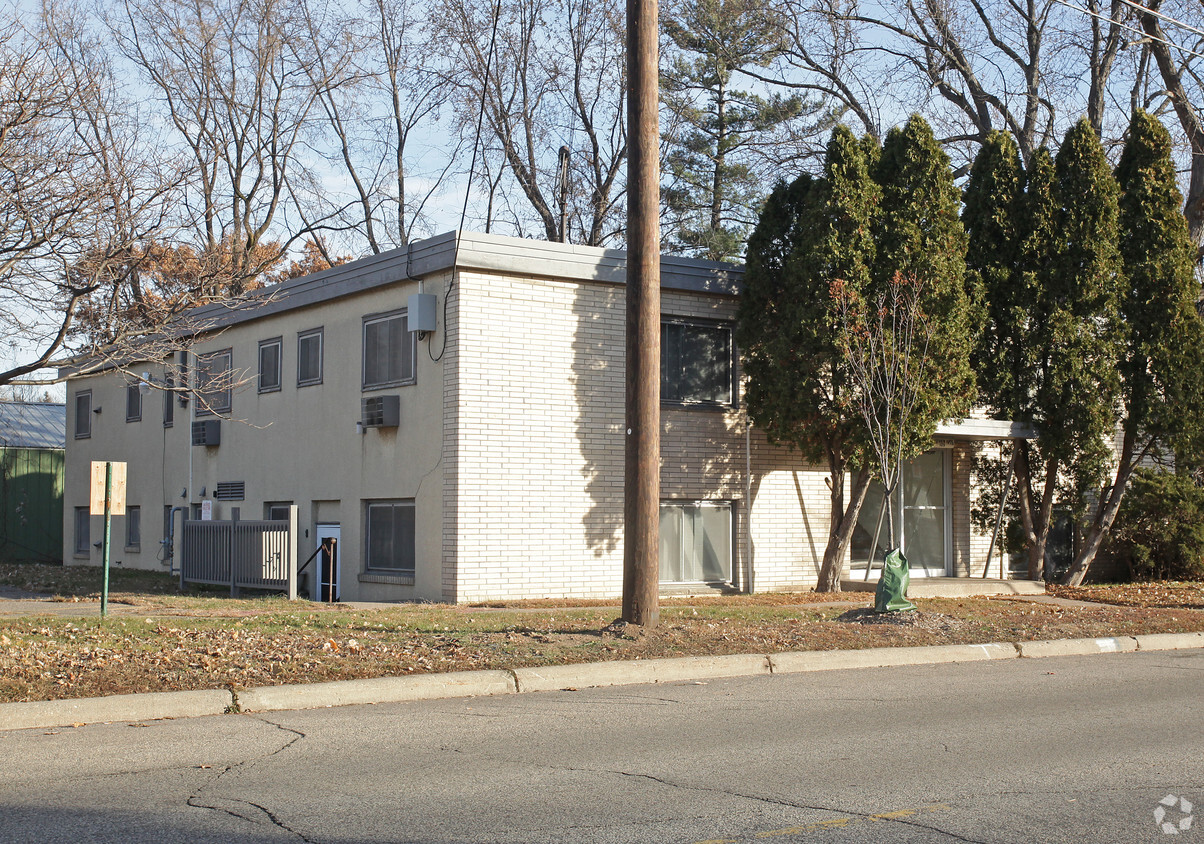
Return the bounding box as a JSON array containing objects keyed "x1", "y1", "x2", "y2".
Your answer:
[
  {"x1": 195, "y1": 349, "x2": 233, "y2": 416},
  {"x1": 363, "y1": 310, "x2": 415, "y2": 390},
  {"x1": 74, "y1": 390, "x2": 92, "y2": 439},
  {"x1": 163, "y1": 371, "x2": 174, "y2": 427},
  {"x1": 126, "y1": 383, "x2": 142, "y2": 422},
  {"x1": 258, "y1": 338, "x2": 282, "y2": 393},
  {"x1": 298, "y1": 328, "x2": 323, "y2": 386},
  {"x1": 661, "y1": 319, "x2": 734, "y2": 406}
]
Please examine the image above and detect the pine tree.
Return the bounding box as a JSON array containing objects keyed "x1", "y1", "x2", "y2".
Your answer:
[
  {"x1": 661, "y1": 0, "x2": 815, "y2": 262},
  {"x1": 1063, "y1": 111, "x2": 1204, "y2": 584},
  {"x1": 865, "y1": 115, "x2": 976, "y2": 460}
]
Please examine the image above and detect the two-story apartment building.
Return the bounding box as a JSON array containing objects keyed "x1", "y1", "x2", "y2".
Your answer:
[{"x1": 62, "y1": 231, "x2": 1022, "y2": 602}]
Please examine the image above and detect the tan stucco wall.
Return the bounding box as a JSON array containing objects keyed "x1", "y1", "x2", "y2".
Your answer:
[{"x1": 64, "y1": 271, "x2": 453, "y2": 601}]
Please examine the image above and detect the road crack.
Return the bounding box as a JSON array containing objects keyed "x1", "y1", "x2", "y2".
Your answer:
[{"x1": 185, "y1": 716, "x2": 317, "y2": 841}]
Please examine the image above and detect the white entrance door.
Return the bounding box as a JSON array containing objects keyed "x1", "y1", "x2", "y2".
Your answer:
[{"x1": 315, "y1": 524, "x2": 341, "y2": 602}]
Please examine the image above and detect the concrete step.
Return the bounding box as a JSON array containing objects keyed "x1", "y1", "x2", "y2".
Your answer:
[{"x1": 839, "y1": 576, "x2": 1046, "y2": 598}]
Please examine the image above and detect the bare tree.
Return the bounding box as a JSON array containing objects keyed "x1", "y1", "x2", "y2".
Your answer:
[
  {"x1": 111, "y1": 0, "x2": 329, "y2": 294},
  {"x1": 436, "y1": 0, "x2": 627, "y2": 245},
  {"x1": 0, "y1": 3, "x2": 180, "y2": 388}
]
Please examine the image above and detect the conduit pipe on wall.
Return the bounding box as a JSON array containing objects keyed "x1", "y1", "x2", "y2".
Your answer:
[{"x1": 745, "y1": 414, "x2": 753, "y2": 594}]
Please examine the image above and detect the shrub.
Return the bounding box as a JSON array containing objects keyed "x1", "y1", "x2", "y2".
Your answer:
[{"x1": 1109, "y1": 469, "x2": 1204, "y2": 581}]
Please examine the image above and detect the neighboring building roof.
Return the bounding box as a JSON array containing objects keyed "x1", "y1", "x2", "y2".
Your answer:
[{"x1": 0, "y1": 402, "x2": 66, "y2": 449}]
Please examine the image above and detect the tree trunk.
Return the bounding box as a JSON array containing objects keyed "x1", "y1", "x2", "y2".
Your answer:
[
  {"x1": 815, "y1": 466, "x2": 872, "y2": 592},
  {"x1": 1062, "y1": 430, "x2": 1139, "y2": 586}
]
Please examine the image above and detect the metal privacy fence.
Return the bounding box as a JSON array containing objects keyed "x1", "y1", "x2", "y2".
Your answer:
[{"x1": 180, "y1": 506, "x2": 298, "y2": 598}]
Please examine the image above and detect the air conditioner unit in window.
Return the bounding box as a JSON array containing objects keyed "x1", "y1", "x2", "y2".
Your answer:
[
  {"x1": 361, "y1": 395, "x2": 400, "y2": 428},
  {"x1": 192, "y1": 419, "x2": 221, "y2": 446}
]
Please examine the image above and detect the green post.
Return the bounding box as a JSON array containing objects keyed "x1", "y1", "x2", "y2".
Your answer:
[{"x1": 100, "y1": 462, "x2": 112, "y2": 619}]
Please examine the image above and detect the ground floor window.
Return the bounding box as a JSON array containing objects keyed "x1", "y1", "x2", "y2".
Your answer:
[
  {"x1": 365, "y1": 500, "x2": 415, "y2": 573},
  {"x1": 265, "y1": 502, "x2": 293, "y2": 522},
  {"x1": 659, "y1": 501, "x2": 732, "y2": 584},
  {"x1": 74, "y1": 507, "x2": 90, "y2": 555},
  {"x1": 852, "y1": 450, "x2": 950, "y2": 576},
  {"x1": 125, "y1": 506, "x2": 141, "y2": 549}
]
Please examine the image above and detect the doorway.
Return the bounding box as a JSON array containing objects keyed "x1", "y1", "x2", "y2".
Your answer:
[
  {"x1": 852, "y1": 450, "x2": 951, "y2": 577},
  {"x1": 314, "y1": 524, "x2": 341, "y2": 602}
]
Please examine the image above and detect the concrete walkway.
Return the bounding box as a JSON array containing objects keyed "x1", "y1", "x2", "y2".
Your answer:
[{"x1": 840, "y1": 576, "x2": 1045, "y2": 597}]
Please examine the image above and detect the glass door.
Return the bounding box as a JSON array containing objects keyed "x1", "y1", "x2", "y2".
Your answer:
[{"x1": 851, "y1": 450, "x2": 951, "y2": 578}]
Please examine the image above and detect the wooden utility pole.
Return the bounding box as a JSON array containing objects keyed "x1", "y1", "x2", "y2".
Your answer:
[{"x1": 622, "y1": 0, "x2": 660, "y2": 627}]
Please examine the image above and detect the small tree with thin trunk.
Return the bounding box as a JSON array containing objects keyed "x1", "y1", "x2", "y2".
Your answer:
[{"x1": 831, "y1": 272, "x2": 933, "y2": 547}]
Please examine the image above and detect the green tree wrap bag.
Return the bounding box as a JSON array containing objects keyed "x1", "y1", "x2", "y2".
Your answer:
[{"x1": 875, "y1": 548, "x2": 917, "y2": 613}]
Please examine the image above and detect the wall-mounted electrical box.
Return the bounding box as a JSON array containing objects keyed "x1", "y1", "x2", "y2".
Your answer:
[{"x1": 408, "y1": 293, "x2": 437, "y2": 333}]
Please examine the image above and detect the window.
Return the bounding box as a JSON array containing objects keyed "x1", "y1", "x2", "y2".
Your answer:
[
  {"x1": 365, "y1": 500, "x2": 416, "y2": 573},
  {"x1": 258, "y1": 338, "x2": 282, "y2": 393},
  {"x1": 298, "y1": 328, "x2": 323, "y2": 386},
  {"x1": 195, "y1": 349, "x2": 232, "y2": 415},
  {"x1": 661, "y1": 319, "x2": 734, "y2": 405},
  {"x1": 126, "y1": 383, "x2": 142, "y2": 422},
  {"x1": 74, "y1": 507, "x2": 91, "y2": 555},
  {"x1": 265, "y1": 502, "x2": 293, "y2": 521},
  {"x1": 74, "y1": 390, "x2": 92, "y2": 439},
  {"x1": 852, "y1": 450, "x2": 950, "y2": 576},
  {"x1": 659, "y1": 501, "x2": 732, "y2": 583},
  {"x1": 163, "y1": 371, "x2": 174, "y2": 427},
  {"x1": 125, "y1": 506, "x2": 141, "y2": 549},
  {"x1": 362, "y1": 311, "x2": 415, "y2": 389}
]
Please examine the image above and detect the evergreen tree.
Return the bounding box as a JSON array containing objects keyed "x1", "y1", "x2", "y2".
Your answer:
[
  {"x1": 738, "y1": 125, "x2": 878, "y2": 591},
  {"x1": 1063, "y1": 111, "x2": 1204, "y2": 584},
  {"x1": 661, "y1": 0, "x2": 815, "y2": 262},
  {"x1": 867, "y1": 115, "x2": 976, "y2": 459}
]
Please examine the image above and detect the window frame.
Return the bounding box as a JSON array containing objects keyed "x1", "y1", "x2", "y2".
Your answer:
[
  {"x1": 73, "y1": 507, "x2": 91, "y2": 555},
  {"x1": 258, "y1": 337, "x2": 283, "y2": 394},
  {"x1": 297, "y1": 328, "x2": 324, "y2": 387},
  {"x1": 195, "y1": 349, "x2": 233, "y2": 416},
  {"x1": 163, "y1": 371, "x2": 175, "y2": 428},
  {"x1": 74, "y1": 390, "x2": 92, "y2": 439},
  {"x1": 660, "y1": 317, "x2": 736, "y2": 408},
  {"x1": 265, "y1": 501, "x2": 293, "y2": 522},
  {"x1": 362, "y1": 310, "x2": 416, "y2": 391},
  {"x1": 125, "y1": 505, "x2": 141, "y2": 550},
  {"x1": 125, "y1": 383, "x2": 142, "y2": 422},
  {"x1": 364, "y1": 499, "x2": 416, "y2": 574},
  {"x1": 658, "y1": 500, "x2": 734, "y2": 585}
]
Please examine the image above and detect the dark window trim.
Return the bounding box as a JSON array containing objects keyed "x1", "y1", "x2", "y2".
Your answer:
[
  {"x1": 297, "y1": 327, "x2": 324, "y2": 386},
  {"x1": 163, "y1": 371, "x2": 175, "y2": 428},
  {"x1": 74, "y1": 390, "x2": 92, "y2": 439},
  {"x1": 125, "y1": 505, "x2": 141, "y2": 550},
  {"x1": 195, "y1": 349, "x2": 233, "y2": 416},
  {"x1": 364, "y1": 499, "x2": 416, "y2": 574},
  {"x1": 73, "y1": 507, "x2": 91, "y2": 555},
  {"x1": 660, "y1": 316, "x2": 737, "y2": 410},
  {"x1": 362, "y1": 309, "x2": 416, "y2": 391},
  {"x1": 126, "y1": 383, "x2": 142, "y2": 422},
  {"x1": 258, "y1": 337, "x2": 283, "y2": 394}
]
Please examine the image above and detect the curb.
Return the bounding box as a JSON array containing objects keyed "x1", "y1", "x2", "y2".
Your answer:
[
  {"x1": 512, "y1": 654, "x2": 771, "y2": 693},
  {"x1": 2, "y1": 635, "x2": 1201, "y2": 732}
]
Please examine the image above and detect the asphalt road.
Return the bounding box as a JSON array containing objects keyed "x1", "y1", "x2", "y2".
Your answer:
[{"x1": 1, "y1": 649, "x2": 1201, "y2": 844}]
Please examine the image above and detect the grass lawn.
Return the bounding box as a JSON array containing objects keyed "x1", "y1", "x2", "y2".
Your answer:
[{"x1": 1, "y1": 562, "x2": 1201, "y2": 704}]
